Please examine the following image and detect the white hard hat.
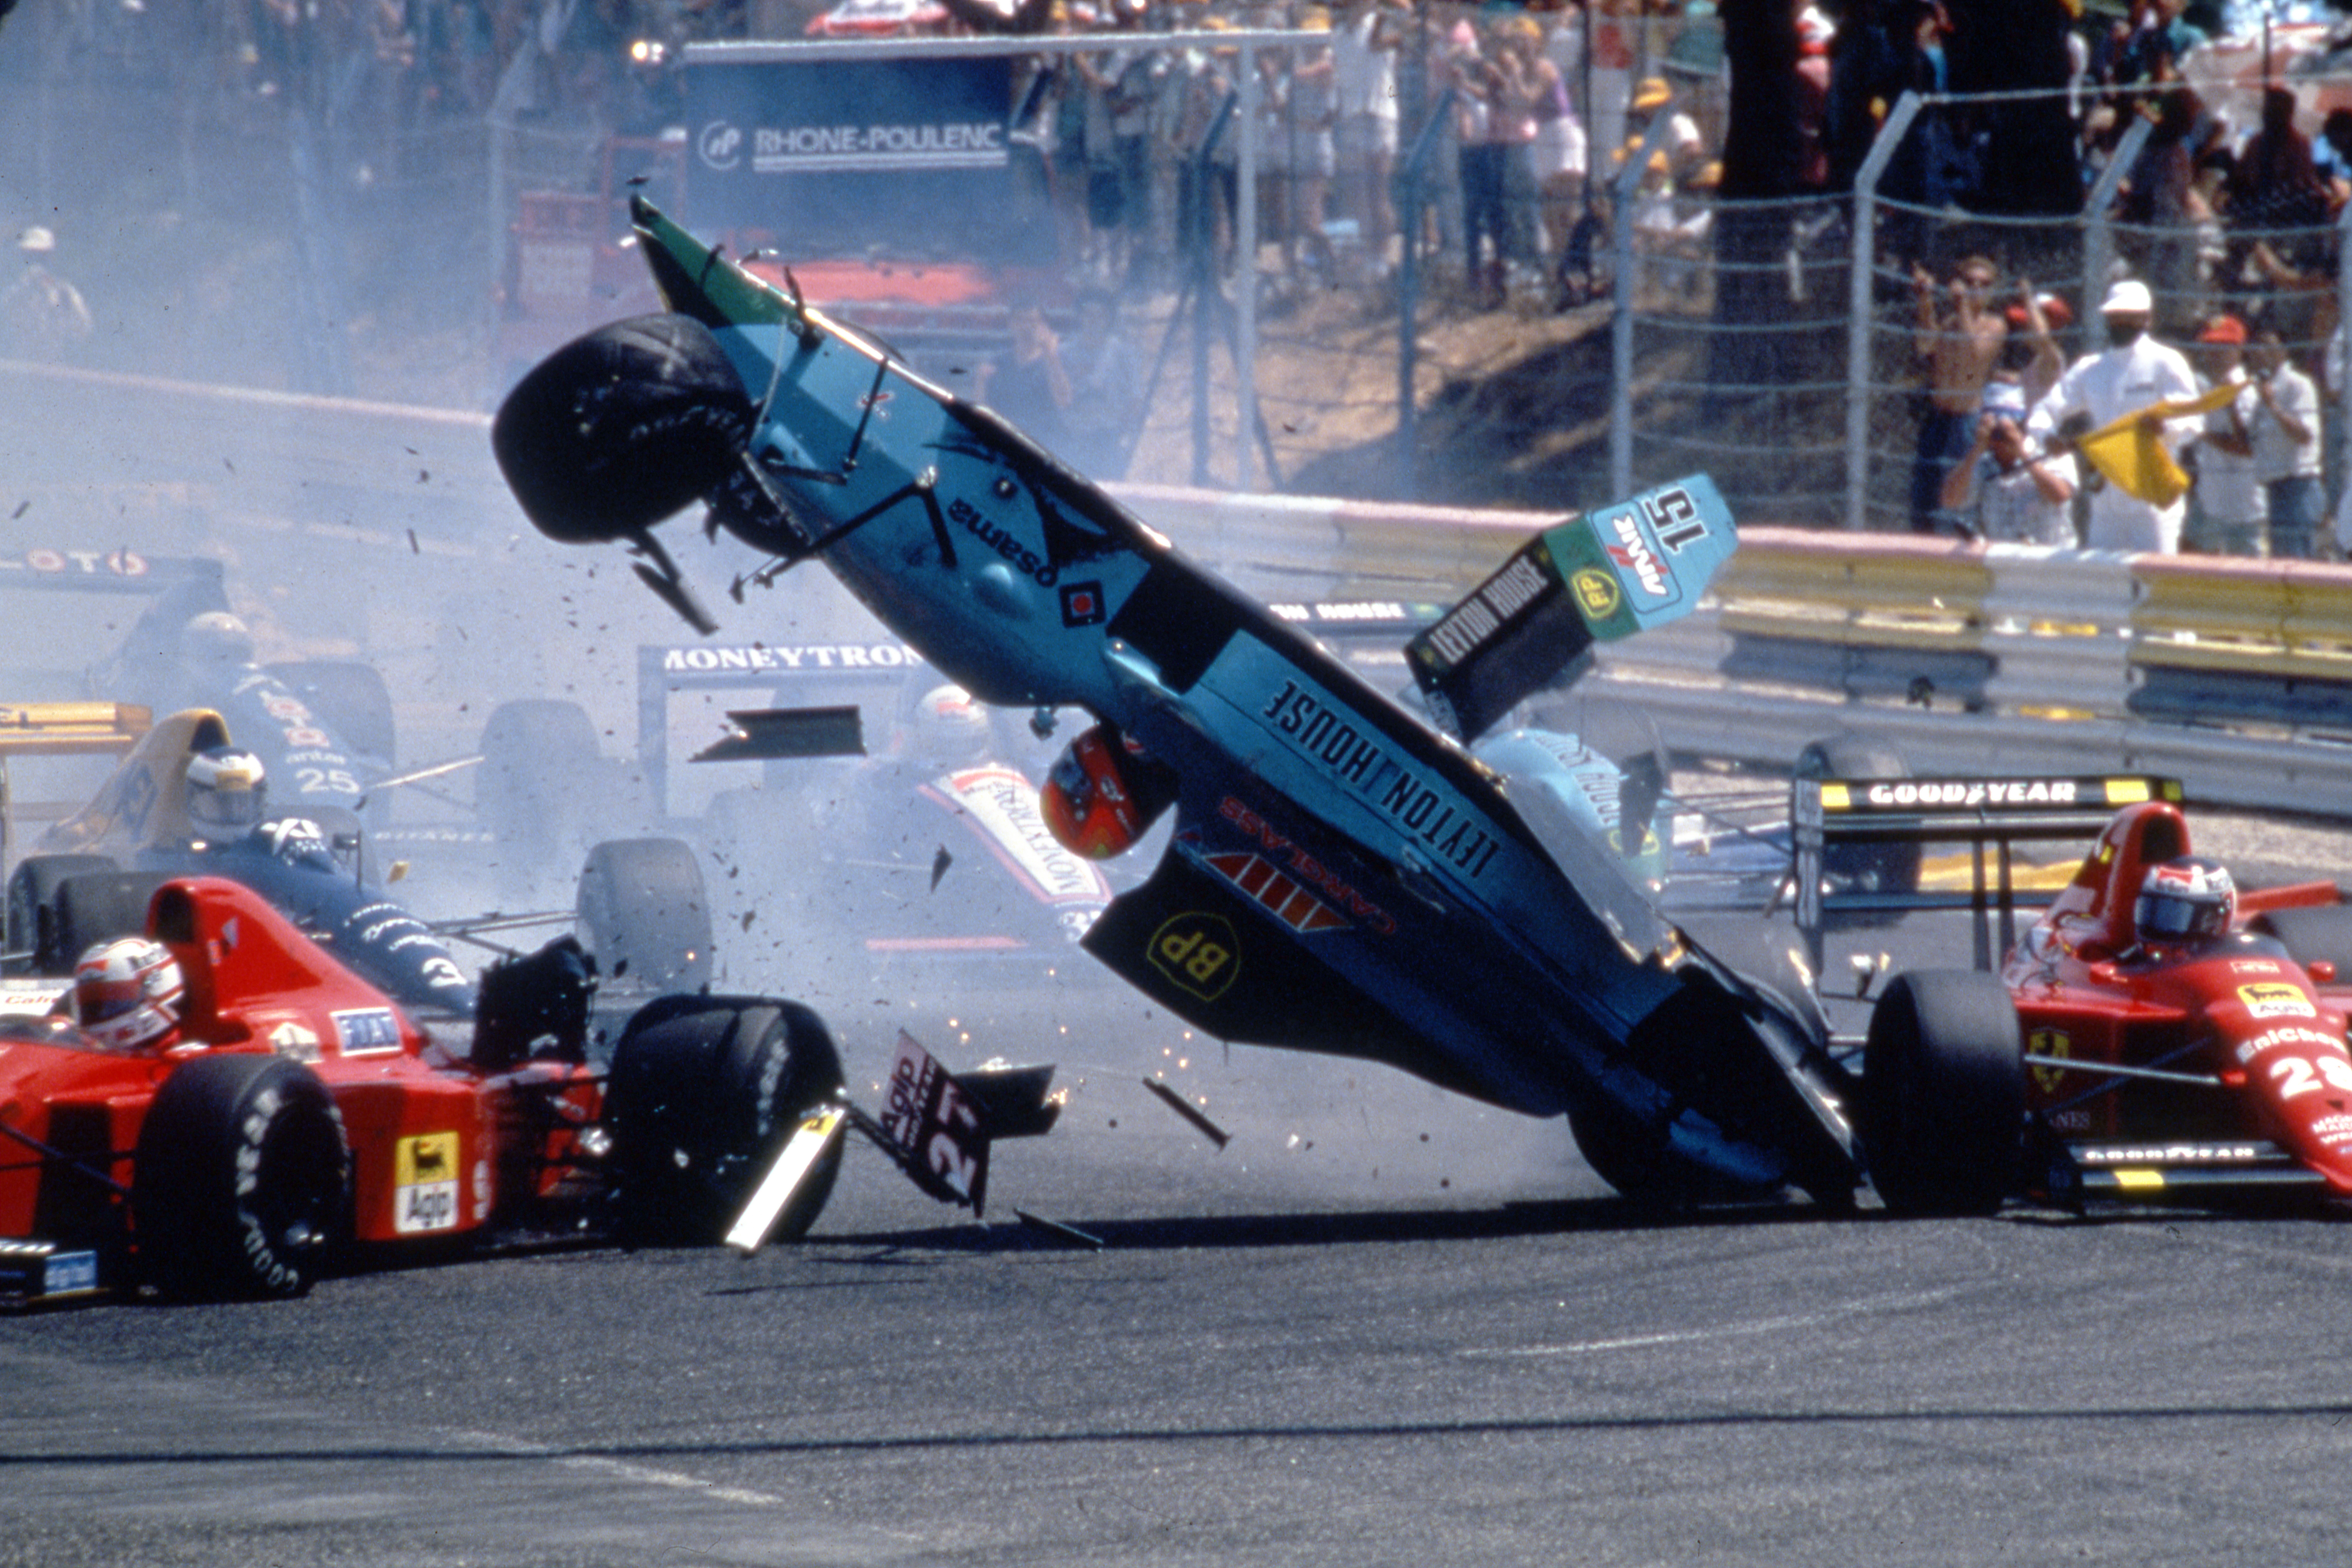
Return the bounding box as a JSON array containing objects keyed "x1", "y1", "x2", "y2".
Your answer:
[{"x1": 2100, "y1": 279, "x2": 2153, "y2": 315}]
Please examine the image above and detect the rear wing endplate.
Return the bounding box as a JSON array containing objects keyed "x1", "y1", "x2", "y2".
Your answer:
[{"x1": 1793, "y1": 774, "x2": 2184, "y2": 975}]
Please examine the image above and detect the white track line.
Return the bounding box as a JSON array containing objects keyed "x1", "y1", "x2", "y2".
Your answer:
[
  {"x1": 1457, "y1": 1285, "x2": 1963, "y2": 1359},
  {"x1": 446, "y1": 1428, "x2": 787, "y2": 1509}
]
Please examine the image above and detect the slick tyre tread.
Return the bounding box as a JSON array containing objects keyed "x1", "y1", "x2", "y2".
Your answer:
[
  {"x1": 1863, "y1": 970, "x2": 2024, "y2": 1217},
  {"x1": 576, "y1": 837, "x2": 714, "y2": 994},
  {"x1": 52, "y1": 871, "x2": 174, "y2": 969},
  {"x1": 1796, "y1": 733, "x2": 1921, "y2": 899},
  {"x1": 605, "y1": 997, "x2": 846, "y2": 1245},
  {"x1": 134, "y1": 1054, "x2": 351, "y2": 1300},
  {"x1": 7, "y1": 854, "x2": 119, "y2": 975},
  {"x1": 491, "y1": 313, "x2": 753, "y2": 545}
]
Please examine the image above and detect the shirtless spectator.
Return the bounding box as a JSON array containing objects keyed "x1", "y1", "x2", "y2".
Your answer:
[{"x1": 1910, "y1": 255, "x2": 2008, "y2": 534}]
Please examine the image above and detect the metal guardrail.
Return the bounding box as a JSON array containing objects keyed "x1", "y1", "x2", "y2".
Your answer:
[
  {"x1": 8, "y1": 360, "x2": 2351, "y2": 817},
  {"x1": 1121, "y1": 488, "x2": 2352, "y2": 813}
]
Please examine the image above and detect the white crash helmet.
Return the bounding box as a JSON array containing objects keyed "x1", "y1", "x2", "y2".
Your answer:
[
  {"x1": 2135, "y1": 855, "x2": 2236, "y2": 946},
  {"x1": 73, "y1": 937, "x2": 186, "y2": 1051},
  {"x1": 186, "y1": 746, "x2": 268, "y2": 833},
  {"x1": 179, "y1": 611, "x2": 255, "y2": 666},
  {"x1": 909, "y1": 683, "x2": 992, "y2": 768}
]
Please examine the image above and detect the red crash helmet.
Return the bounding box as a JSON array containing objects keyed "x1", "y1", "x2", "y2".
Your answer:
[
  {"x1": 1042, "y1": 726, "x2": 1147, "y2": 860},
  {"x1": 2135, "y1": 855, "x2": 2236, "y2": 946}
]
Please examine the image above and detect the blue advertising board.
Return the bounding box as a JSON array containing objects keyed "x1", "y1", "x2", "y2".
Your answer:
[{"x1": 685, "y1": 56, "x2": 1052, "y2": 264}]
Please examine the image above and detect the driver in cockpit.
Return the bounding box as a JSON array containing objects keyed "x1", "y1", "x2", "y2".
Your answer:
[{"x1": 2131, "y1": 855, "x2": 2237, "y2": 952}]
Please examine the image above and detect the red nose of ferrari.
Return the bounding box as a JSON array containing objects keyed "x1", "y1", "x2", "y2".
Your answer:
[{"x1": 2232, "y1": 1004, "x2": 2352, "y2": 1194}]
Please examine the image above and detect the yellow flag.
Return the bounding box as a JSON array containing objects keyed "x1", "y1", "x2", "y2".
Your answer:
[{"x1": 2073, "y1": 383, "x2": 2243, "y2": 508}]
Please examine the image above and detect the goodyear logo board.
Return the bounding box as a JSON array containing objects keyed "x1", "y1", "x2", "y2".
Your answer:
[{"x1": 1815, "y1": 777, "x2": 2182, "y2": 813}]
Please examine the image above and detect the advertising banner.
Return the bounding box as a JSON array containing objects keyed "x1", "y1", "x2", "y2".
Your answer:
[{"x1": 685, "y1": 56, "x2": 1051, "y2": 264}]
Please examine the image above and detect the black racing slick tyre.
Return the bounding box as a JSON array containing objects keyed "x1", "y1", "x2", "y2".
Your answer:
[
  {"x1": 1796, "y1": 733, "x2": 1921, "y2": 899},
  {"x1": 576, "y1": 837, "x2": 715, "y2": 994},
  {"x1": 2250, "y1": 905, "x2": 2352, "y2": 979},
  {"x1": 133, "y1": 1054, "x2": 351, "y2": 1300},
  {"x1": 6, "y1": 854, "x2": 120, "y2": 974},
  {"x1": 604, "y1": 997, "x2": 847, "y2": 1245},
  {"x1": 479, "y1": 698, "x2": 603, "y2": 877},
  {"x1": 51, "y1": 872, "x2": 173, "y2": 970},
  {"x1": 1862, "y1": 970, "x2": 2024, "y2": 1217},
  {"x1": 491, "y1": 313, "x2": 753, "y2": 547}
]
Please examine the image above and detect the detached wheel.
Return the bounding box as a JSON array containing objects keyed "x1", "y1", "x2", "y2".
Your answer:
[
  {"x1": 492, "y1": 312, "x2": 753, "y2": 546},
  {"x1": 1862, "y1": 971, "x2": 2023, "y2": 1216},
  {"x1": 134, "y1": 1054, "x2": 351, "y2": 1300},
  {"x1": 576, "y1": 837, "x2": 714, "y2": 994},
  {"x1": 7, "y1": 854, "x2": 119, "y2": 974},
  {"x1": 604, "y1": 997, "x2": 846, "y2": 1244},
  {"x1": 2250, "y1": 906, "x2": 2352, "y2": 978}
]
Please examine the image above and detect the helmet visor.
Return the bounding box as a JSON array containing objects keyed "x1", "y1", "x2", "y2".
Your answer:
[
  {"x1": 191, "y1": 783, "x2": 265, "y2": 830},
  {"x1": 2136, "y1": 890, "x2": 2228, "y2": 942}
]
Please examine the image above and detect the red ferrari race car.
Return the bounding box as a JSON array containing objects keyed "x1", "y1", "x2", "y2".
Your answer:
[
  {"x1": 0, "y1": 874, "x2": 847, "y2": 1304},
  {"x1": 1794, "y1": 775, "x2": 2352, "y2": 1214}
]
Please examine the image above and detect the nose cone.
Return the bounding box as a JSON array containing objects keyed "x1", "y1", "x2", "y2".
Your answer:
[{"x1": 2238, "y1": 1017, "x2": 2352, "y2": 1193}]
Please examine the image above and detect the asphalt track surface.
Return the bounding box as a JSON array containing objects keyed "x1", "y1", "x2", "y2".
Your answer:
[{"x1": 5, "y1": 810, "x2": 2352, "y2": 1567}]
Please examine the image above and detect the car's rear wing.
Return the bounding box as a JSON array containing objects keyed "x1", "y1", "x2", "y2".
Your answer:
[
  {"x1": 632, "y1": 602, "x2": 1451, "y2": 819},
  {"x1": 1792, "y1": 774, "x2": 2185, "y2": 974},
  {"x1": 0, "y1": 701, "x2": 154, "y2": 874}
]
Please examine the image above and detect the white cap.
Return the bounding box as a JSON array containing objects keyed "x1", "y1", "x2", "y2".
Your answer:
[
  {"x1": 2100, "y1": 279, "x2": 2153, "y2": 315},
  {"x1": 16, "y1": 226, "x2": 54, "y2": 254}
]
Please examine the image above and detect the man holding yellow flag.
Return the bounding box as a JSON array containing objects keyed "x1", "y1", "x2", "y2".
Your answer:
[{"x1": 2027, "y1": 279, "x2": 2203, "y2": 552}]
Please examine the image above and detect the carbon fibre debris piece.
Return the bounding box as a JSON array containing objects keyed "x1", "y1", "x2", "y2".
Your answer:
[{"x1": 1142, "y1": 1077, "x2": 1230, "y2": 1150}]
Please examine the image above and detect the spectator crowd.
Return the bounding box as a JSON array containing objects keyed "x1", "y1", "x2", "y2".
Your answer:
[{"x1": 16, "y1": 0, "x2": 2352, "y2": 553}]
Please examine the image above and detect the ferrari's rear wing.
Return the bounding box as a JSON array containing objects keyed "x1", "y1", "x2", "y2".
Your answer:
[{"x1": 1793, "y1": 774, "x2": 2184, "y2": 974}]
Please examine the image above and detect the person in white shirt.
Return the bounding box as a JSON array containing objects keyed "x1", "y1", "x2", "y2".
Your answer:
[
  {"x1": 2187, "y1": 315, "x2": 2264, "y2": 556},
  {"x1": 2246, "y1": 329, "x2": 2323, "y2": 559},
  {"x1": 1939, "y1": 404, "x2": 2078, "y2": 545},
  {"x1": 1331, "y1": 0, "x2": 1400, "y2": 253},
  {"x1": 2027, "y1": 278, "x2": 2202, "y2": 552}
]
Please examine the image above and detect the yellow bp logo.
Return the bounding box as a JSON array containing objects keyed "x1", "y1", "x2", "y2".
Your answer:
[
  {"x1": 1572, "y1": 568, "x2": 1621, "y2": 619},
  {"x1": 1149, "y1": 912, "x2": 1239, "y2": 1002},
  {"x1": 2028, "y1": 1028, "x2": 2071, "y2": 1096},
  {"x1": 393, "y1": 1131, "x2": 460, "y2": 1234}
]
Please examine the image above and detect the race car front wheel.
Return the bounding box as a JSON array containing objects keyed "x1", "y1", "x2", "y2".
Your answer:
[
  {"x1": 6, "y1": 853, "x2": 118, "y2": 974},
  {"x1": 576, "y1": 837, "x2": 715, "y2": 996},
  {"x1": 1862, "y1": 970, "x2": 2024, "y2": 1217},
  {"x1": 604, "y1": 996, "x2": 846, "y2": 1245},
  {"x1": 134, "y1": 1054, "x2": 352, "y2": 1300}
]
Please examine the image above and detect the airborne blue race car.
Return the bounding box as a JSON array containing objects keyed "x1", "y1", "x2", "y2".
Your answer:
[{"x1": 486, "y1": 199, "x2": 1870, "y2": 1213}]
